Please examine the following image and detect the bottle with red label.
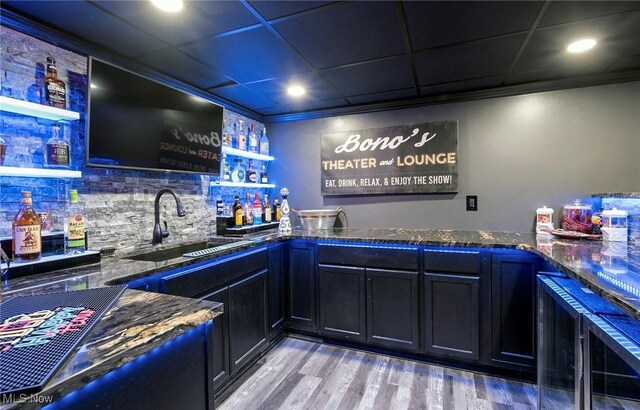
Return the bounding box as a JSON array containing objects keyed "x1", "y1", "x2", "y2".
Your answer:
[
  {"x1": 253, "y1": 193, "x2": 263, "y2": 224},
  {"x1": 64, "y1": 189, "x2": 86, "y2": 254},
  {"x1": 12, "y1": 191, "x2": 42, "y2": 262}
]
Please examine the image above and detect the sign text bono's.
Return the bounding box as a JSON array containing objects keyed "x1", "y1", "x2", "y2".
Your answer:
[{"x1": 335, "y1": 128, "x2": 437, "y2": 153}]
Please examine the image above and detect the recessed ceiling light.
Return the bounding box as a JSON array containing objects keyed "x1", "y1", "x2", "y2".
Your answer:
[
  {"x1": 287, "y1": 85, "x2": 306, "y2": 97},
  {"x1": 150, "y1": 0, "x2": 183, "y2": 13},
  {"x1": 567, "y1": 38, "x2": 597, "y2": 54}
]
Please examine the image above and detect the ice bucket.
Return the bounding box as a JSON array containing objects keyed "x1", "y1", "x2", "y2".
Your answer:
[{"x1": 296, "y1": 207, "x2": 346, "y2": 230}]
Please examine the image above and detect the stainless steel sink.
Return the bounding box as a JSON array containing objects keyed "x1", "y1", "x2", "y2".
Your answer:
[{"x1": 124, "y1": 239, "x2": 239, "y2": 262}]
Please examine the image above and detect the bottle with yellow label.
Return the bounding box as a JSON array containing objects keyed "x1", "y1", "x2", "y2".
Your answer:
[
  {"x1": 12, "y1": 191, "x2": 42, "y2": 262},
  {"x1": 64, "y1": 189, "x2": 86, "y2": 254},
  {"x1": 233, "y1": 196, "x2": 243, "y2": 227}
]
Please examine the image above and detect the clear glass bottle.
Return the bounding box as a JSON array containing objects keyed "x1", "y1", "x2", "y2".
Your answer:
[
  {"x1": 64, "y1": 189, "x2": 86, "y2": 254},
  {"x1": 259, "y1": 127, "x2": 269, "y2": 156},
  {"x1": 40, "y1": 56, "x2": 66, "y2": 108},
  {"x1": 263, "y1": 194, "x2": 272, "y2": 223},
  {"x1": 221, "y1": 120, "x2": 231, "y2": 146},
  {"x1": 248, "y1": 124, "x2": 259, "y2": 153},
  {"x1": 44, "y1": 123, "x2": 70, "y2": 168},
  {"x1": 244, "y1": 193, "x2": 254, "y2": 225},
  {"x1": 220, "y1": 153, "x2": 231, "y2": 182},
  {"x1": 236, "y1": 120, "x2": 246, "y2": 151},
  {"x1": 0, "y1": 134, "x2": 6, "y2": 166},
  {"x1": 231, "y1": 158, "x2": 245, "y2": 183},
  {"x1": 246, "y1": 160, "x2": 257, "y2": 183},
  {"x1": 231, "y1": 122, "x2": 238, "y2": 149},
  {"x1": 260, "y1": 164, "x2": 268, "y2": 184},
  {"x1": 12, "y1": 191, "x2": 42, "y2": 262},
  {"x1": 253, "y1": 193, "x2": 263, "y2": 225}
]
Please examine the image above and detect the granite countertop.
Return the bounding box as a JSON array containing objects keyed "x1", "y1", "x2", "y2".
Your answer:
[
  {"x1": 0, "y1": 289, "x2": 222, "y2": 409},
  {"x1": 2, "y1": 228, "x2": 639, "y2": 322}
]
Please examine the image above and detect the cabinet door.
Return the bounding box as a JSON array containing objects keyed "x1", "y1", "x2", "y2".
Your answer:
[
  {"x1": 228, "y1": 270, "x2": 268, "y2": 374},
  {"x1": 424, "y1": 273, "x2": 480, "y2": 361},
  {"x1": 367, "y1": 268, "x2": 419, "y2": 351},
  {"x1": 268, "y1": 244, "x2": 285, "y2": 338},
  {"x1": 318, "y1": 265, "x2": 366, "y2": 342},
  {"x1": 491, "y1": 253, "x2": 539, "y2": 371},
  {"x1": 201, "y1": 287, "x2": 230, "y2": 391},
  {"x1": 287, "y1": 241, "x2": 317, "y2": 332}
]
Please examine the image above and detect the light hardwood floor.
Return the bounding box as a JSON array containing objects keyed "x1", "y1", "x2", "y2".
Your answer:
[{"x1": 218, "y1": 337, "x2": 541, "y2": 410}]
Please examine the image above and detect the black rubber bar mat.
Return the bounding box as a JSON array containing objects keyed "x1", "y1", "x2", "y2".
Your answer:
[{"x1": 0, "y1": 286, "x2": 127, "y2": 395}]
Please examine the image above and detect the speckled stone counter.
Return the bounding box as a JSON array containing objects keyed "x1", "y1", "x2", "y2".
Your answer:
[{"x1": 0, "y1": 289, "x2": 222, "y2": 409}]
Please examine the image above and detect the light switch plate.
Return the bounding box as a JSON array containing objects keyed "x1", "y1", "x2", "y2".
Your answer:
[{"x1": 466, "y1": 195, "x2": 478, "y2": 211}]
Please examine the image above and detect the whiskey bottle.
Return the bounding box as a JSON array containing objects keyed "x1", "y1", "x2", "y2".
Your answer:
[
  {"x1": 12, "y1": 191, "x2": 42, "y2": 262},
  {"x1": 44, "y1": 123, "x2": 70, "y2": 168},
  {"x1": 233, "y1": 196, "x2": 243, "y2": 227},
  {"x1": 244, "y1": 193, "x2": 254, "y2": 225},
  {"x1": 259, "y1": 127, "x2": 269, "y2": 156},
  {"x1": 237, "y1": 120, "x2": 247, "y2": 151},
  {"x1": 222, "y1": 120, "x2": 231, "y2": 146},
  {"x1": 264, "y1": 194, "x2": 272, "y2": 223},
  {"x1": 246, "y1": 160, "x2": 257, "y2": 183},
  {"x1": 260, "y1": 164, "x2": 268, "y2": 184},
  {"x1": 274, "y1": 196, "x2": 281, "y2": 221},
  {"x1": 253, "y1": 193, "x2": 263, "y2": 224},
  {"x1": 64, "y1": 189, "x2": 86, "y2": 255},
  {"x1": 41, "y1": 57, "x2": 66, "y2": 108},
  {"x1": 248, "y1": 124, "x2": 259, "y2": 153}
]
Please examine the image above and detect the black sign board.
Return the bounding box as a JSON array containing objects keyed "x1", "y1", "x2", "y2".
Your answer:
[{"x1": 321, "y1": 121, "x2": 458, "y2": 195}]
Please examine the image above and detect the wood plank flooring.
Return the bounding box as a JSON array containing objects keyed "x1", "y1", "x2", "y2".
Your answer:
[{"x1": 217, "y1": 337, "x2": 542, "y2": 410}]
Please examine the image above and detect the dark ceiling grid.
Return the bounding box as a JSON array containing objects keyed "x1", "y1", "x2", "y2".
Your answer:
[{"x1": 394, "y1": 0, "x2": 420, "y2": 97}]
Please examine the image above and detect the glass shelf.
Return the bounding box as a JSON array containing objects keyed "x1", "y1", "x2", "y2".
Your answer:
[
  {"x1": 221, "y1": 146, "x2": 274, "y2": 161},
  {"x1": 0, "y1": 96, "x2": 81, "y2": 121},
  {"x1": 213, "y1": 181, "x2": 275, "y2": 189},
  {"x1": 0, "y1": 166, "x2": 82, "y2": 178}
]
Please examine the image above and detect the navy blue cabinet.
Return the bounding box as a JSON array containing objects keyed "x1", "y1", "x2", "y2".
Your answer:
[
  {"x1": 268, "y1": 244, "x2": 285, "y2": 338},
  {"x1": 318, "y1": 265, "x2": 366, "y2": 341},
  {"x1": 287, "y1": 241, "x2": 317, "y2": 332},
  {"x1": 201, "y1": 287, "x2": 230, "y2": 391}
]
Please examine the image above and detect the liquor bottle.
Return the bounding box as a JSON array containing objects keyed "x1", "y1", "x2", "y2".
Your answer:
[
  {"x1": 274, "y1": 196, "x2": 281, "y2": 221},
  {"x1": 246, "y1": 160, "x2": 257, "y2": 183},
  {"x1": 264, "y1": 194, "x2": 272, "y2": 223},
  {"x1": 248, "y1": 124, "x2": 259, "y2": 153},
  {"x1": 64, "y1": 189, "x2": 86, "y2": 255},
  {"x1": 44, "y1": 123, "x2": 70, "y2": 168},
  {"x1": 233, "y1": 196, "x2": 243, "y2": 227},
  {"x1": 40, "y1": 57, "x2": 66, "y2": 108},
  {"x1": 12, "y1": 191, "x2": 42, "y2": 262},
  {"x1": 231, "y1": 123, "x2": 238, "y2": 148},
  {"x1": 260, "y1": 164, "x2": 268, "y2": 184},
  {"x1": 0, "y1": 134, "x2": 6, "y2": 166},
  {"x1": 253, "y1": 193, "x2": 263, "y2": 224},
  {"x1": 259, "y1": 127, "x2": 270, "y2": 156},
  {"x1": 221, "y1": 120, "x2": 231, "y2": 146},
  {"x1": 244, "y1": 193, "x2": 254, "y2": 226},
  {"x1": 237, "y1": 120, "x2": 246, "y2": 151},
  {"x1": 220, "y1": 153, "x2": 231, "y2": 182},
  {"x1": 231, "y1": 158, "x2": 245, "y2": 183}
]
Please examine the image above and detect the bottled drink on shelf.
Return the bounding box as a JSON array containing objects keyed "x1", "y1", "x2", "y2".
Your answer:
[
  {"x1": 248, "y1": 124, "x2": 259, "y2": 153},
  {"x1": 237, "y1": 120, "x2": 247, "y2": 151},
  {"x1": 231, "y1": 122, "x2": 238, "y2": 148},
  {"x1": 231, "y1": 158, "x2": 245, "y2": 183},
  {"x1": 274, "y1": 196, "x2": 281, "y2": 221},
  {"x1": 64, "y1": 189, "x2": 86, "y2": 255},
  {"x1": 264, "y1": 194, "x2": 272, "y2": 223},
  {"x1": 222, "y1": 120, "x2": 231, "y2": 146},
  {"x1": 260, "y1": 164, "x2": 268, "y2": 184},
  {"x1": 12, "y1": 191, "x2": 42, "y2": 262},
  {"x1": 246, "y1": 160, "x2": 257, "y2": 183},
  {"x1": 0, "y1": 134, "x2": 6, "y2": 166},
  {"x1": 41, "y1": 56, "x2": 66, "y2": 108},
  {"x1": 44, "y1": 123, "x2": 70, "y2": 168},
  {"x1": 253, "y1": 193, "x2": 263, "y2": 224},
  {"x1": 259, "y1": 127, "x2": 269, "y2": 156},
  {"x1": 244, "y1": 193, "x2": 254, "y2": 225},
  {"x1": 220, "y1": 153, "x2": 231, "y2": 182},
  {"x1": 233, "y1": 196, "x2": 243, "y2": 227}
]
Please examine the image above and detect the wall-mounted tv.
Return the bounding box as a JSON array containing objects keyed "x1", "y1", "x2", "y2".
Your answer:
[{"x1": 87, "y1": 58, "x2": 223, "y2": 175}]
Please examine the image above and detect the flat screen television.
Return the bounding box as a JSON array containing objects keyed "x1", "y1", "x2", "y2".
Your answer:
[{"x1": 87, "y1": 58, "x2": 223, "y2": 175}]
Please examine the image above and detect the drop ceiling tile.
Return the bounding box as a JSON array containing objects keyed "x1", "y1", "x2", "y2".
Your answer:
[
  {"x1": 210, "y1": 84, "x2": 278, "y2": 110},
  {"x1": 280, "y1": 97, "x2": 348, "y2": 113},
  {"x1": 414, "y1": 34, "x2": 526, "y2": 86},
  {"x1": 257, "y1": 106, "x2": 290, "y2": 116},
  {"x1": 3, "y1": 1, "x2": 167, "y2": 57},
  {"x1": 404, "y1": 1, "x2": 542, "y2": 51},
  {"x1": 320, "y1": 55, "x2": 415, "y2": 97},
  {"x1": 346, "y1": 88, "x2": 417, "y2": 105},
  {"x1": 273, "y1": 1, "x2": 406, "y2": 69},
  {"x1": 136, "y1": 48, "x2": 232, "y2": 89},
  {"x1": 248, "y1": 1, "x2": 337, "y2": 21},
  {"x1": 420, "y1": 76, "x2": 504, "y2": 96},
  {"x1": 539, "y1": 1, "x2": 640, "y2": 27},
  {"x1": 245, "y1": 72, "x2": 341, "y2": 105},
  {"x1": 512, "y1": 13, "x2": 640, "y2": 73},
  {"x1": 94, "y1": 0, "x2": 259, "y2": 47},
  {"x1": 181, "y1": 26, "x2": 311, "y2": 83}
]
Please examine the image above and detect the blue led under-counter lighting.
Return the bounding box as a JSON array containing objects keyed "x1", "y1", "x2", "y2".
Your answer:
[
  {"x1": 42, "y1": 323, "x2": 209, "y2": 409},
  {"x1": 318, "y1": 242, "x2": 418, "y2": 251},
  {"x1": 596, "y1": 269, "x2": 640, "y2": 300}
]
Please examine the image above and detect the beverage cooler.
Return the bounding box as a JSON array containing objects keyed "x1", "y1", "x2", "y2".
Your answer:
[{"x1": 538, "y1": 275, "x2": 640, "y2": 409}]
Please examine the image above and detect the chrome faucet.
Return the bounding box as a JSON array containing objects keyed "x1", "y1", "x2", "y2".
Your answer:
[{"x1": 152, "y1": 189, "x2": 187, "y2": 245}]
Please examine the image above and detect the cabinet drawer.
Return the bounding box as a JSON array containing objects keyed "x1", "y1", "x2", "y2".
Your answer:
[
  {"x1": 162, "y1": 248, "x2": 268, "y2": 297},
  {"x1": 423, "y1": 249, "x2": 480, "y2": 274},
  {"x1": 318, "y1": 244, "x2": 418, "y2": 270}
]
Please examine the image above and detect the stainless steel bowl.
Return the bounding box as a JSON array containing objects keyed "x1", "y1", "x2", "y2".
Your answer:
[{"x1": 296, "y1": 208, "x2": 344, "y2": 230}]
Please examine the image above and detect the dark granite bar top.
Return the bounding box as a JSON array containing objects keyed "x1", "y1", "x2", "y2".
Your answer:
[
  {"x1": 592, "y1": 192, "x2": 640, "y2": 198},
  {"x1": 0, "y1": 289, "x2": 222, "y2": 409},
  {"x1": 2, "y1": 227, "x2": 638, "y2": 322}
]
